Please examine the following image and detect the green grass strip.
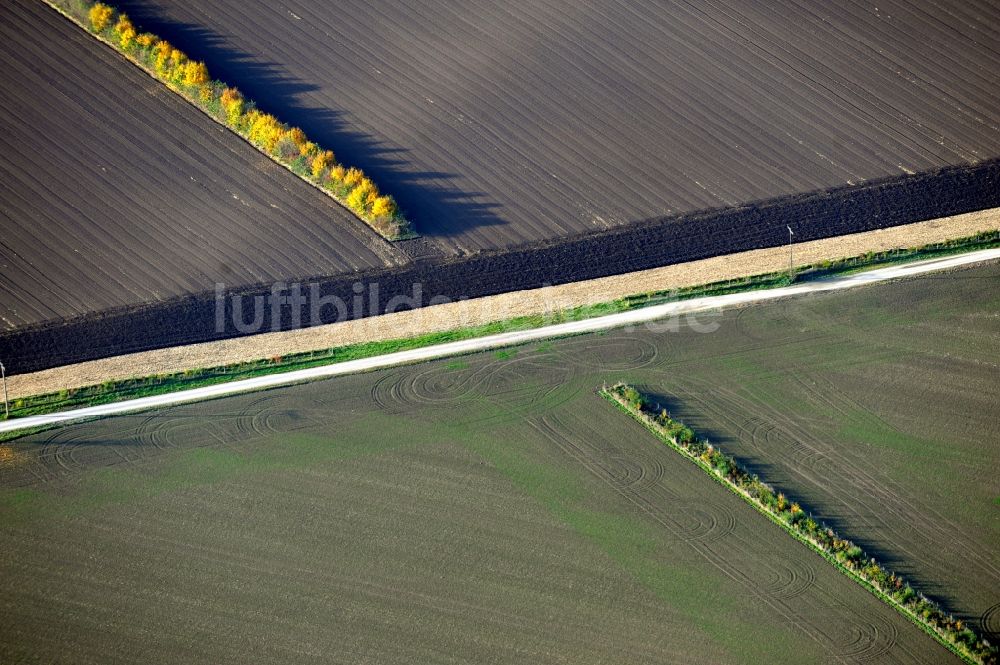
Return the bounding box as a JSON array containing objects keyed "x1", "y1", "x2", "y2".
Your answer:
[{"x1": 600, "y1": 383, "x2": 996, "y2": 665}]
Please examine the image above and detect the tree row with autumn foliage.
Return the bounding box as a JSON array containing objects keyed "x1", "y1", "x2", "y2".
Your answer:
[{"x1": 64, "y1": 1, "x2": 410, "y2": 238}]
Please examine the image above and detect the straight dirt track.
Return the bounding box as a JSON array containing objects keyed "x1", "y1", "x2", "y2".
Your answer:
[
  {"x1": 3, "y1": 246, "x2": 997, "y2": 427},
  {"x1": 7, "y1": 209, "x2": 998, "y2": 399},
  {"x1": 6, "y1": 267, "x2": 993, "y2": 662}
]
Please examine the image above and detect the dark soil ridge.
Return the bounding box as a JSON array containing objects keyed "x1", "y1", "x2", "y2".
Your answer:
[{"x1": 5, "y1": 158, "x2": 999, "y2": 375}]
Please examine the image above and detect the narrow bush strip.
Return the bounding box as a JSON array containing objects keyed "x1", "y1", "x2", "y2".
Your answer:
[
  {"x1": 601, "y1": 383, "x2": 996, "y2": 665},
  {"x1": 45, "y1": 0, "x2": 411, "y2": 239}
]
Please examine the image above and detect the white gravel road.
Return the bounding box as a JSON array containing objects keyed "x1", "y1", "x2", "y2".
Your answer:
[{"x1": 2, "y1": 247, "x2": 997, "y2": 434}]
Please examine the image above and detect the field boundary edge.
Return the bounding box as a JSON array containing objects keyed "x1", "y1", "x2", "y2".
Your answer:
[
  {"x1": 3, "y1": 228, "x2": 998, "y2": 413},
  {"x1": 0, "y1": 241, "x2": 997, "y2": 441}
]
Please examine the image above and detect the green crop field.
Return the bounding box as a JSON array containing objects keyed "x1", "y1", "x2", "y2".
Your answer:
[
  {"x1": 639, "y1": 264, "x2": 1000, "y2": 633},
  {"x1": 2, "y1": 263, "x2": 997, "y2": 663}
]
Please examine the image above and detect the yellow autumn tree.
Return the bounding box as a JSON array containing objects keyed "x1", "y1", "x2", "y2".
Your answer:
[
  {"x1": 343, "y1": 167, "x2": 364, "y2": 187},
  {"x1": 114, "y1": 14, "x2": 136, "y2": 50},
  {"x1": 298, "y1": 140, "x2": 318, "y2": 158},
  {"x1": 284, "y1": 128, "x2": 307, "y2": 148},
  {"x1": 329, "y1": 165, "x2": 346, "y2": 184},
  {"x1": 346, "y1": 178, "x2": 377, "y2": 214},
  {"x1": 247, "y1": 111, "x2": 284, "y2": 152},
  {"x1": 89, "y1": 3, "x2": 114, "y2": 32},
  {"x1": 311, "y1": 150, "x2": 335, "y2": 179},
  {"x1": 244, "y1": 109, "x2": 263, "y2": 139},
  {"x1": 345, "y1": 186, "x2": 368, "y2": 214},
  {"x1": 153, "y1": 40, "x2": 172, "y2": 75},
  {"x1": 220, "y1": 87, "x2": 244, "y2": 126},
  {"x1": 371, "y1": 195, "x2": 396, "y2": 218},
  {"x1": 136, "y1": 33, "x2": 156, "y2": 49},
  {"x1": 358, "y1": 178, "x2": 378, "y2": 199},
  {"x1": 182, "y1": 61, "x2": 210, "y2": 87},
  {"x1": 168, "y1": 48, "x2": 187, "y2": 82}
]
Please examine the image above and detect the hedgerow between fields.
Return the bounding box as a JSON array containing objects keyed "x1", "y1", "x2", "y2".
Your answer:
[
  {"x1": 603, "y1": 383, "x2": 997, "y2": 665},
  {"x1": 50, "y1": 0, "x2": 410, "y2": 239}
]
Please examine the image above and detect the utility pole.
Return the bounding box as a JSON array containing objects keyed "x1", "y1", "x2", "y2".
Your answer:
[
  {"x1": 0, "y1": 360, "x2": 8, "y2": 419},
  {"x1": 787, "y1": 225, "x2": 795, "y2": 281}
]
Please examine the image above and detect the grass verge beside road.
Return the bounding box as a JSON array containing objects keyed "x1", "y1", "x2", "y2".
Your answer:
[{"x1": 2, "y1": 231, "x2": 997, "y2": 435}]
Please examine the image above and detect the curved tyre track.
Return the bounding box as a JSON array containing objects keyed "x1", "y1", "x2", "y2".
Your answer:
[
  {"x1": 833, "y1": 613, "x2": 899, "y2": 663},
  {"x1": 672, "y1": 370, "x2": 1000, "y2": 628},
  {"x1": 756, "y1": 559, "x2": 818, "y2": 601},
  {"x1": 553, "y1": 336, "x2": 661, "y2": 371},
  {"x1": 980, "y1": 602, "x2": 1000, "y2": 642}
]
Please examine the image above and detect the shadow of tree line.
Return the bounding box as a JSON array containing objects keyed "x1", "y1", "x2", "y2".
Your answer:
[{"x1": 111, "y1": 1, "x2": 506, "y2": 247}]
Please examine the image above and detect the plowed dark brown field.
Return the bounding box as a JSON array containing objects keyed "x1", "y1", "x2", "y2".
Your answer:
[
  {"x1": 112, "y1": 0, "x2": 1000, "y2": 253},
  {"x1": 0, "y1": 0, "x2": 403, "y2": 330},
  {"x1": 3, "y1": 0, "x2": 1000, "y2": 373}
]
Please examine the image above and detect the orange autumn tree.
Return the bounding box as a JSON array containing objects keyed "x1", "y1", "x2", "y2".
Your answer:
[
  {"x1": 274, "y1": 128, "x2": 310, "y2": 160},
  {"x1": 283, "y1": 128, "x2": 309, "y2": 158},
  {"x1": 219, "y1": 87, "x2": 244, "y2": 126},
  {"x1": 299, "y1": 140, "x2": 317, "y2": 158},
  {"x1": 284, "y1": 127, "x2": 307, "y2": 147}
]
